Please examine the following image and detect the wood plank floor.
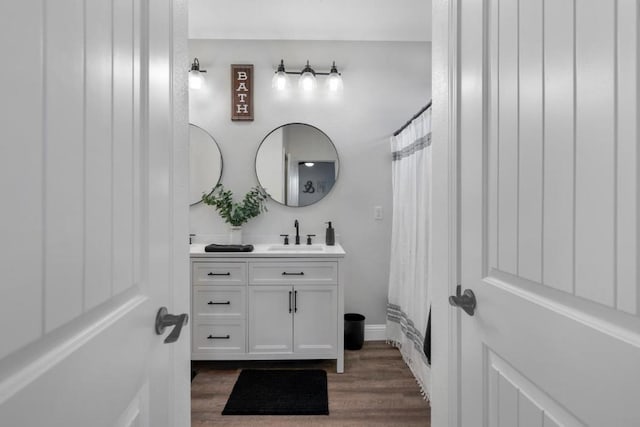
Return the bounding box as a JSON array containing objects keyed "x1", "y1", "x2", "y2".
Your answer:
[{"x1": 191, "y1": 341, "x2": 431, "y2": 427}]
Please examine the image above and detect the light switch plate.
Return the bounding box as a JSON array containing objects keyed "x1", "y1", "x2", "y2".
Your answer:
[{"x1": 374, "y1": 206, "x2": 383, "y2": 220}]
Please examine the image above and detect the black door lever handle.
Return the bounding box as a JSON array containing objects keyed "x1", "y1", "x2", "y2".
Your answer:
[
  {"x1": 449, "y1": 285, "x2": 476, "y2": 316},
  {"x1": 155, "y1": 307, "x2": 189, "y2": 343}
]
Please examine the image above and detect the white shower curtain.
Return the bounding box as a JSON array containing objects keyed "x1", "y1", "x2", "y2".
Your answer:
[{"x1": 386, "y1": 106, "x2": 432, "y2": 399}]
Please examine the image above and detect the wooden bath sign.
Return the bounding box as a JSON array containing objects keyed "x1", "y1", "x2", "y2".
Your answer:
[{"x1": 231, "y1": 64, "x2": 253, "y2": 121}]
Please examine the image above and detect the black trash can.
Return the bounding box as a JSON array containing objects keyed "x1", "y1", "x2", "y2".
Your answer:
[{"x1": 344, "y1": 313, "x2": 365, "y2": 350}]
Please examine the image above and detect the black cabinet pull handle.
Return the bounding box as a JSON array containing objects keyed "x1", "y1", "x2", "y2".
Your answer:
[
  {"x1": 282, "y1": 272, "x2": 304, "y2": 276},
  {"x1": 294, "y1": 290, "x2": 298, "y2": 313},
  {"x1": 207, "y1": 334, "x2": 230, "y2": 339},
  {"x1": 288, "y1": 291, "x2": 292, "y2": 313},
  {"x1": 208, "y1": 272, "x2": 231, "y2": 276},
  {"x1": 207, "y1": 301, "x2": 231, "y2": 305}
]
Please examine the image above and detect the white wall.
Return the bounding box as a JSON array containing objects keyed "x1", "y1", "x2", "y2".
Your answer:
[
  {"x1": 189, "y1": 0, "x2": 432, "y2": 42},
  {"x1": 189, "y1": 39, "x2": 431, "y2": 324}
]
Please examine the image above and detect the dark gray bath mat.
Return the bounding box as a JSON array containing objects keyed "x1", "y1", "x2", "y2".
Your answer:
[{"x1": 221, "y1": 369, "x2": 329, "y2": 415}]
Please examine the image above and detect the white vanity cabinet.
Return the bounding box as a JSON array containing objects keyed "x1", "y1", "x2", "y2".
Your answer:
[{"x1": 189, "y1": 244, "x2": 346, "y2": 373}]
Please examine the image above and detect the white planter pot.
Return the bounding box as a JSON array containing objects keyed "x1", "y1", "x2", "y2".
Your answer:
[{"x1": 229, "y1": 226, "x2": 243, "y2": 245}]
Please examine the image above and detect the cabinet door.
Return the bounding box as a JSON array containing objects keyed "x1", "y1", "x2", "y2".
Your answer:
[
  {"x1": 248, "y1": 286, "x2": 293, "y2": 353},
  {"x1": 293, "y1": 286, "x2": 338, "y2": 356}
]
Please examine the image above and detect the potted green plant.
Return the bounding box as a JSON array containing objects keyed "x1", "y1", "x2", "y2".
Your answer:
[{"x1": 202, "y1": 184, "x2": 269, "y2": 244}]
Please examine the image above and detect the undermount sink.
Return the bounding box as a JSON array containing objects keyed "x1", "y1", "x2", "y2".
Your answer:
[{"x1": 266, "y1": 244, "x2": 325, "y2": 252}]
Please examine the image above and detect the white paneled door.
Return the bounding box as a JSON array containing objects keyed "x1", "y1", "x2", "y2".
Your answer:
[
  {"x1": 0, "y1": 0, "x2": 189, "y2": 426},
  {"x1": 455, "y1": 0, "x2": 639, "y2": 425}
]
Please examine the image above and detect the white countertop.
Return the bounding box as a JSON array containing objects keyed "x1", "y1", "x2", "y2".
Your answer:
[{"x1": 190, "y1": 243, "x2": 346, "y2": 258}]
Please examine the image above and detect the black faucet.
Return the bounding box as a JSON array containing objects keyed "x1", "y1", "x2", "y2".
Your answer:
[{"x1": 294, "y1": 219, "x2": 300, "y2": 245}]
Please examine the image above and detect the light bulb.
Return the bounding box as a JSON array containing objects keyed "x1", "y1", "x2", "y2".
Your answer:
[
  {"x1": 189, "y1": 71, "x2": 204, "y2": 90},
  {"x1": 298, "y1": 61, "x2": 317, "y2": 92},
  {"x1": 272, "y1": 59, "x2": 290, "y2": 91},
  {"x1": 327, "y1": 74, "x2": 343, "y2": 92},
  {"x1": 304, "y1": 162, "x2": 315, "y2": 167},
  {"x1": 188, "y1": 58, "x2": 206, "y2": 90},
  {"x1": 299, "y1": 72, "x2": 317, "y2": 91},
  {"x1": 326, "y1": 62, "x2": 343, "y2": 93},
  {"x1": 272, "y1": 71, "x2": 289, "y2": 91}
]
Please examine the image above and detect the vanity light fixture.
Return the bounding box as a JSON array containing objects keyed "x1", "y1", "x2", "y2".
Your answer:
[
  {"x1": 188, "y1": 57, "x2": 207, "y2": 90},
  {"x1": 272, "y1": 59, "x2": 343, "y2": 93},
  {"x1": 304, "y1": 162, "x2": 315, "y2": 167}
]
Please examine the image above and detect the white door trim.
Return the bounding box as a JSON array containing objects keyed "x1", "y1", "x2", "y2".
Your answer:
[
  {"x1": 431, "y1": 0, "x2": 461, "y2": 426},
  {"x1": 170, "y1": 0, "x2": 190, "y2": 425}
]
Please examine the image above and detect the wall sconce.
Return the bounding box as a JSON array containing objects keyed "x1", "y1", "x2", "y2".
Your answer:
[
  {"x1": 272, "y1": 59, "x2": 343, "y2": 93},
  {"x1": 188, "y1": 57, "x2": 207, "y2": 90}
]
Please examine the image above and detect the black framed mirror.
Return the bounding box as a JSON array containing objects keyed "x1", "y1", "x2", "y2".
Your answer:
[
  {"x1": 189, "y1": 124, "x2": 223, "y2": 206},
  {"x1": 255, "y1": 123, "x2": 339, "y2": 207}
]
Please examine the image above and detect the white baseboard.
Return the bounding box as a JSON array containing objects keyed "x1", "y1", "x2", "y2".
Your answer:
[{"x1": 364, "y1": 324, "x2": 387, "y2": 341}]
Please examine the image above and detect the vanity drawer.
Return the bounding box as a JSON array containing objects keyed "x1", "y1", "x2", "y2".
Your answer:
[
  {"x1": 192, "y1": 261, "x2": 247, "y2": 286},
  {"x1": 193, "y1": 321, "x2": 246, "y2": 354},
  {"x1": 249, "y1": 261, "x2": 337, "y2": 285},
  {"x1": 193, "y1": 286, "x2": 245, "y2": 319}
]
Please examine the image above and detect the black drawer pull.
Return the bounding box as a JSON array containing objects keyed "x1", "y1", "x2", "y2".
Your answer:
[
  {"x1": 208, "y1": 272, "x2": 231, "y2": 276},
  {"x1": 207, "y1": 301, "x2": 231, "y2": 305},
  {"x1": 282, "y1": 272, "x2": 304, "y2": 276},
  {"x1": 207, "y1": 334, "x2": 230, "y2": 340}
]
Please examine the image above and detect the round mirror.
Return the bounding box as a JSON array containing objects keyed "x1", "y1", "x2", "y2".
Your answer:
[
  {"x1": 256, "y1": 123, "x2": 339, "y2": 207},
  {"x1": 189, "y1": 124, "x2": 223, "y2": 206}
]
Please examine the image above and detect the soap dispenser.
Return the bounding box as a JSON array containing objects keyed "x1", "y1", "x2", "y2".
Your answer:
[{"x1": 325, "y1": 222, "x2": 335, "y2": 246}]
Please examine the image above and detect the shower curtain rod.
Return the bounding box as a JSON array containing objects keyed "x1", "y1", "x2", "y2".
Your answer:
[{"x1": 392, "y1": 100, "x2": 432, "y2": 136}]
